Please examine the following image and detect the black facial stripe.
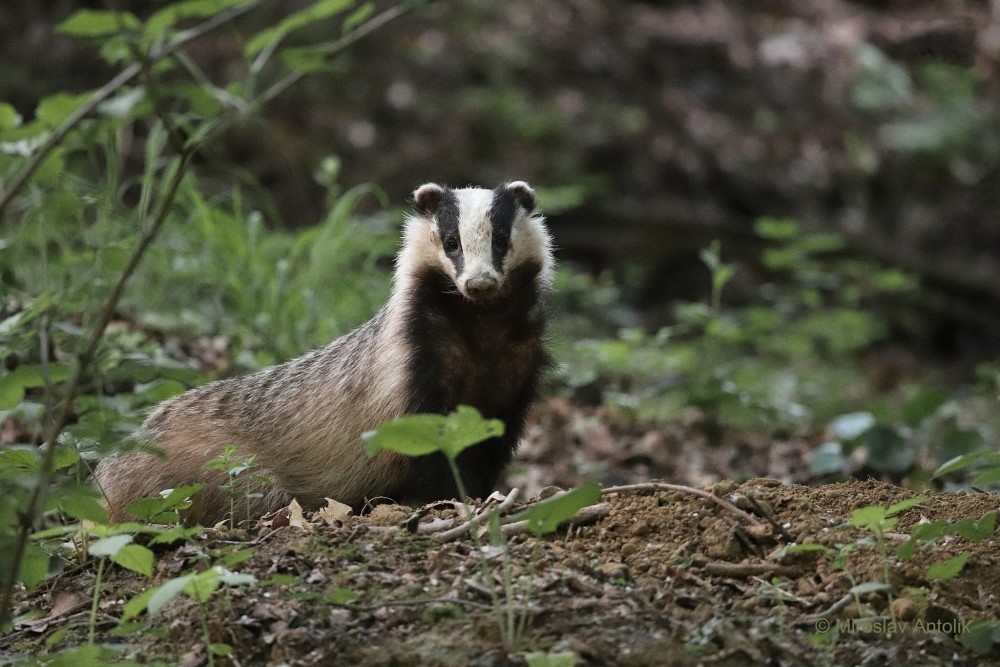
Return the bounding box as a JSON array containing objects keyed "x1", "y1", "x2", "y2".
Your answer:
[
  {"x1": 489, "y1": 186, "x2": 519, "y2": 271},
  {"x1": 435, "y1": 188, "x2": 464, "y2": 276}
]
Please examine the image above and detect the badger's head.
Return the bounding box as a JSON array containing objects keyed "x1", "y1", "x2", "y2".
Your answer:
[{"x1": 401, "y1": 181, "x2": 553, "y2": 301}]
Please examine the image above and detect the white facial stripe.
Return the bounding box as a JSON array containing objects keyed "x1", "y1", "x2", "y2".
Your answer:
[{"x1": 454, "y1": 188, "x2": 498, "y2": 280}]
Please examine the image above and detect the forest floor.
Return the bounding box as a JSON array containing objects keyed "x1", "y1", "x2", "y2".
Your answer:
[{"x1": 3, "y1": 400, "x2": 999, "y2": 666}]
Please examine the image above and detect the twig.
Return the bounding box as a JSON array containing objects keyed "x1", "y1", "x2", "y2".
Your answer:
[
  {"x1": 701, "y1": 561, "x2": 803, "y2": 578},
  {"x1": 602, "y1": 482, "x2": 764, "y2": 528},
  {"x1": 812, "y1": 593, "x2": 854, "y2": 619},
  {"x1": 500, "y1": 502, "x2": 612, "y2": 538},
  {"x1": 333, "y1": 595, "x2": 494, "y2": 613},
  {"x1": 433, "y1": 489, "x2": 521, "y2": 542},
  {"x1": 0, "y1": 0, "x2": 265, "y2": 213}
]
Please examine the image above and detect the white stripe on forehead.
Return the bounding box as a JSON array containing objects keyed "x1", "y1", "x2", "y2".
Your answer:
[{"x1": 453, "y1": 187, "x2": 496, "y2": 275}]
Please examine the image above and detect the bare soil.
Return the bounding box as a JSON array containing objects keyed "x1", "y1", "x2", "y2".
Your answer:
[{"x1": 4, "y1": 401, "x2": 1000, "y2": 666}]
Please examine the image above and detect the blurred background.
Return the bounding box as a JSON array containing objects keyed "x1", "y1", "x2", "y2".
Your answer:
[{"x1": 2, "y1": 0, "x2": 999, "y2": 495}]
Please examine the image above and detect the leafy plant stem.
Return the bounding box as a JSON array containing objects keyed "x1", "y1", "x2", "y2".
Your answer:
[
  {"x1": 0, "y1": 145, "x2": 193, "y2": 629},
  {"x1": 444, "y1": 455, "x2": 512, "y2": 647},
  {"x1": 87, "y1": 557, "x2": 106, "y2": 644},
  {"x1": 0, "y1": 0, "x2": 263, "y2": 213}
]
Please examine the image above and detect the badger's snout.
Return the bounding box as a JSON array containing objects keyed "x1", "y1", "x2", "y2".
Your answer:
[{"x1": 464, "y1": 273, "x2": 500, "y2": 299}]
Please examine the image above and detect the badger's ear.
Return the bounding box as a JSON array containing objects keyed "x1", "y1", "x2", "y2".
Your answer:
[
  {"x1": 413, "y1": 183, "x2": 445, "y2": 216},
  {"x1": 505, "y1": 180, "x2": 536, "y2": 212}
]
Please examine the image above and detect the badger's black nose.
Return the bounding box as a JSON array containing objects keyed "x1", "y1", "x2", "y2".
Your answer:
[{"x1": 465, "y1": 274, "x2": 499, "y2": 299}]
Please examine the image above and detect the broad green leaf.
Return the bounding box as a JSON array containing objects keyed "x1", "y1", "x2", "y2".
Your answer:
[
  {"x1": 124, "y1": 483, "x2": 204, "y2": 522},
  {"x1": 145, "y1": 0, "x2": 247, "y2": 38},
  {"x1": 88, "y1": 534, "x2": 133, "y2": 558},
  {"x1": 849, "y1": 505, "x2": 889, "y2": 530},
  {"x1": 363, "y1": 414, "x2": 447, "y2": 457},
  {"x1": 120, "y1": 586, "x2": 156, "y2": 621},
  {"x1": 955, "y1": 512, "x2": 996, "y2": 541},
  {"x1": 971, "y1": 467, "x2": 1000, "y2": 487},
  {"x1": 60, "y1": 494, "x2": 109, "y2": 524},
  {"x1": 0, "y1": 447, "x2": 38, "y2": 471},
  {"x1": 112, "y1": 544, "x2": 154, "y2": 577},
  {"x1": 0, "y1": 103, "x2": 20, "y2": 129},
  {"x1": 148, "y1": 574, "x2": 195, "y2": 615},
  {"x1": 885, "y1": 496, "x2": 927, "y2": 517},
  {"x1": 829, "y1": 411, "x2": 875, "y2": 441},
  {"x1": 18, "y1": 543, "x2": 50, "y2": 589},
  {"x1": 57, "y1": 9, "x2": 141, "y2": 37},
  {"x1": 217, "y1": 570, "x2": 257, "y2": 586},
  {"x1": 516, "y1": 483, "x2": 601, "y2": 535},
  {"x1": 185, "y1": 569, "x2": 222, "y2": 602},
  {"x1": 902, "y1": 389, "x2": 947, "y2": 426},
  {"x1": 960, "y1": 620, "x2": 1000, "y2": 655},
  {"x1": 0, "y1": 363, "x2": 73, "y2": 409},
  {"x1": 341, "y1": 2, "x2": 374, "y2": 33},
  {"x1": 244, "y1": 0, "x2": 353, "y2": 57},
  {"x1": 863, "y1": 426, "x2": 913, "y2": 473},
  {"x1": 933, "y1": 451, "x2": 1000, "y2": 479},
  {"x1": 809, "y1": 441, "x2": 846, "y2": 476},
  {"x1": 329, "y1": 587, "x2": 357, "y2": 604},
  {"x1": 363, "y1": 406, "x2": 503, "y2": 461},
  {"x1": 754, "y1": 217, "x2": 799, "y2": 241},
  {"x1": 150, "y1": 525, "x2": 203, "y2": 545},
  {"x1": 439, "y1": 406, "x2": 504, "y2": 460},
  {"x1": 925, "y1": 552, "x2": 969, "y2": 581}
]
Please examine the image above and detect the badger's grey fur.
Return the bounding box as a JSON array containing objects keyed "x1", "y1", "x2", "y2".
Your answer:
[{"x1": 95, "y1": 181, "x2": 553, "y2": 525}]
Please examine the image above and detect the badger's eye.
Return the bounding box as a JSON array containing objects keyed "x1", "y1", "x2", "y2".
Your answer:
[{"x1": 444, "y1": 236, "x2": 460, "y2": 253}]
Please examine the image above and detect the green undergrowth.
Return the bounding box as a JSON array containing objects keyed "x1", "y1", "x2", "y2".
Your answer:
[{"x1": 551, "y1": 219, "x2": 1000, "y2": 488}]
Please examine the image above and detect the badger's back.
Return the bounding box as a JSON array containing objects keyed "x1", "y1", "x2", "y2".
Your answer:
[{"x1": 95, "y1": 181, "x2": 552, "y2": 523}]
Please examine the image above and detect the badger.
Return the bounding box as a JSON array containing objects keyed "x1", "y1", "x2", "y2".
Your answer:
[{"x1": 95, "y1": 181, "x2": 553, "y2": 525}]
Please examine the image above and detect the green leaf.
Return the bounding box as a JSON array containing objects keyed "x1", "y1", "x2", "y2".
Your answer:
[
  {"x1": 933, "y1": 451, "x2": 1000, "y2": 479},
  {"x1": 363, "y1": 406, "x2": 503, "y2": 461},
  {"x1": 147, "y1": 574, "x2": 195, "y2": 615},
  {"x1": 971, "y1": 467, "x2": 1000, "y2": 487},
  {"x1": 960, "y1": 620, "x2": 1000, "y2": 655},
  {"x1": 57, "y1": 9, "x2": 141, "y2": 37},
  {"x1": 902, "y1": 389, "x2": 947, "y2": 426},
  {"x1": 342, "y1": 2, "x2": 374, "y2": 33},
  {"x1": 124, "y1": 483, "x2": 204, "y2": 522},
  {"x1": 515, "y1": 483, "x2": 602, "y2": 535},
  {"x1": 754, "y1": 217, "x2": 799, "y2": 241},
  {"x1": 60, "y1": 494, "x2": 109, "y2": 524},
  {"x1": 145, "y1": 0, "x2": 247, "y2": 38},
  {"x1": 439, "y1": 406, "x2": 504, "y2": 460},
  {"x1": 0, "y1": 103, "x2": 20, "y2": 129},
  {"x1": 185, "y1": 569, "x2": 222, "y2": 602},
  {"x1": 925, "y1": 552, "x2": 969, "y2": 581},
  {"x1": 111, "y1": 544, "x2": 154, "y2": 577},
  {"x1": 0, "y1": 447, "x2": 38, "y2": 472},
  {"x1": 88, "y1": 534, "x2": 133, "y2": 558},
  {"x1": 245, "y1": 0, "x2": 353, "y2": 57},
  {"x1": 849, "y1": 505, "x2": 889, "y2": 531},
  {"x1": 120, "y1": 586, "x2": 156, "y2": 621},
  {"x1": 329, "y1": 587, "x2": 358, "y2": 604},
  {"x1": 18, "y1": 543, "x2": 50, "y2": 589},
  {"x1": 0, "y1": 363, "x2": 73, "y2": 409},
  {"x1": 955, "y1": 512, "x2": 996, "y2": 541},
  {"x1": 150, "y1": 525, "x2": 203, "y2": 545},
  {"x1": 885, "y1": 496, "x2": 927, "y2": 517},
  {"x1": 863, "y1": 426, "x2": 913, "y2": 473}
]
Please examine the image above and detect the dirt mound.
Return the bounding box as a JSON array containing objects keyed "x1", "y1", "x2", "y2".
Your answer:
[{"x1": 5, "y1": 478, "x2": 998, "y2": 665}]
